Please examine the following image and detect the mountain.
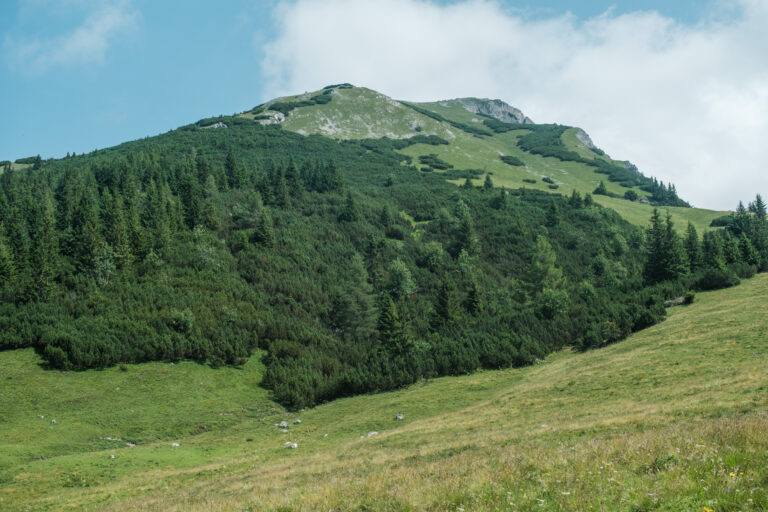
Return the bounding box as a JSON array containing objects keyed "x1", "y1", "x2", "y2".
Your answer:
[
  {"x1": 1, "y1": 82, "x2": 766, "y2": 510},
  {"x1": 248, "y1": 84, "x2": 726, "y2": 232}
]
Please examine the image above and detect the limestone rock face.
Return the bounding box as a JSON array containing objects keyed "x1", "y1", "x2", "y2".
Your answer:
[{"x1": 455, "y1": 98, "x2": 534, "y2": 124}]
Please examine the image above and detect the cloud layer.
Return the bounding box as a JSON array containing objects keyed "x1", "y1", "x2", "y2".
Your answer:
[
  {"x1": 5, "y1": 0, "x2": 138, "y2": 72},
  {"x1": 262, "y1": 0, "x2": 768, "y2": 210}
]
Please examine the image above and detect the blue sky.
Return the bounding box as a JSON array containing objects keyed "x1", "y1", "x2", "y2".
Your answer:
[{"x1": 1, "y1": 0, "x2": 765, "y2": 209}]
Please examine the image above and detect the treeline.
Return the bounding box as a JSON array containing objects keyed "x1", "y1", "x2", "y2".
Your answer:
[
  {"x1": 0, "y1": 119, "x2": 750, "y2": 409},
  {"x1": 400, "y1": 102, "x2": 492, "y2": 137},
  {"x1": 641, "y1": 198, "x2": 768, "y2": 289},
  {"x1": 483, "y1": 120, "x2": 689, "y2": 207}
]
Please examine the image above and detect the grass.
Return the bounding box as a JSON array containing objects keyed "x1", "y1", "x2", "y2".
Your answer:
[{"x1": 1, "y1": 273, "x2": 766, "y2": 511}]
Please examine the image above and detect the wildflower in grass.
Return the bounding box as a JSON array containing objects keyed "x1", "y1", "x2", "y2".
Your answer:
[{"x1": 729, "y1": 472, "x2": 736, "y2": 477}]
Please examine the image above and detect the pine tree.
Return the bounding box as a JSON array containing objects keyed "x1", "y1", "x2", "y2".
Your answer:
[
  {"x1": 432, "y1": 278, "x2": 459, "y2": 327},
  {"x1": 338, "y1": 191, "x2": 359, "y2": 222},
  {"x1": 644, "y1": 209, "x2": 687, "y2": 283},
  {"x1": 492, "y1": 188, "x2": 508, "y2": 210},
  {"x1": 453, "y1": 200, "x2": 478, "y2": 257},
  {"x1": 748, "y1": 194, "x2": 767, "y2": 220},
  {"x1": 179, "y1": 174, "x2": 202, "y2": 229},
  {"x1": 71, "y1": 192, "x2": 101, "y2": 274},
  {"x1": 527, "y1": 234, "x2": 565, "y2": 293},
  {"x1": 464, "y1": 277, "x2": 482, "y2": 315},
  {"x1": 739, "y1": 233, "x2": 760, "y2": 266},
  {"x1": 385, "y1": 259, "x2": 415, "y2": 300},
  {"x1": 483, "y1": 174, "x2": 494, "y2": 190},
  {"x1": 284, "y1": 159, "x2": 304, "y2": 200},
  {"x1": 377, "y1": 294, "x2": 410, "y2": 355},
  {"x1": 722, "y1": 232, "x2": 741, "y2": 264},
  {"x1": 0, "y1": 231, "x2": 15, "y2": 284},
  {"x1": 224, "y1": 148, "x2": 239, "y2": 189},
  {"x1": 252, "y1": 208, "x2": 275, "y2": 247},
  {"x1": 702, "y1": 231, "x2": 726, "y2": 271},
  {"x1": 569, "y1": 189, "x2": 582, "y2": 208},
  {"x1": 594, "y1": 181, "x2": 608, "y2": 196},
  {"x1": 545, "y1": 199, "x2": 559, "y2": 227},
  {"x1": 379, "y1": 204, "x2": 393, "y2": 227},
  {"x1": 683, "y1": 222, "x2": 701, "y2": 272},
  {"x1": 661, "y1": 212, "x2": 688, "y2": 279},
  {"x1": 29, "y1": 189, "x2": 58, "y2": 298}
]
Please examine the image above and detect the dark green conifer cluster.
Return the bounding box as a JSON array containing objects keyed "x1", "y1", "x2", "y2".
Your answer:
[{"x1": 0, "y1": 120, "x2": 760, "y2": 408}]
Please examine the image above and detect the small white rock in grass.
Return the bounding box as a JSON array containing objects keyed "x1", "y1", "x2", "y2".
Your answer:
[
  {"x1": 294, "y1": 419, "x2": 301, "y2": 424},
  {"x1": 278, "y1": 421, "x2": 289, "y2": 428},
  {"x1": 367, "y1": 431, "x2": 378, "y2": 437},
  {"x1": 109, "y1": 454, "x2": 115, "y2": 460},
  {"x1": 394, "y1": 413, "x2": 404, "y2": 420},
  {"x1": 51, "y1": 419, "x2": 56, "y2": 424},
  {"x1": 38, "y1": 415, "x2": 44, "y2": 419},
  {"x1": 283, "y1": 442, "x2": 298, "y2": 449},
  {"x1": 323, "y1": 433, "x2": 328, "y2": 438},
  {"x1": 281, "y1": 429, "x2": 289, "y2": 433},
  {"x1": 171, "y1": 442, "x2": 180, "y2": 447}
]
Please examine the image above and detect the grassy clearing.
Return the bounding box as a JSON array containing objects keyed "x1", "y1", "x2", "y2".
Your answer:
[{"x1": 2, "y1": 273, "x2": 766, "y2": 511}]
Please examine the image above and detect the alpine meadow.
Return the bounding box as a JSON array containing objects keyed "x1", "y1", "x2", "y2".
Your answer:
[{"x1": 0, "y1": 82, "x2": 766, "y2": 512}]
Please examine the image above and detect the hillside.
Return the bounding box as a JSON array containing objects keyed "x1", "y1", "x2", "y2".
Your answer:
[
  {"x1": 251, "y1": 85, "x2": 726, "y2": 233},
  {"x1": 1, "y1": 273, "x2": 766, "y2": 511}
]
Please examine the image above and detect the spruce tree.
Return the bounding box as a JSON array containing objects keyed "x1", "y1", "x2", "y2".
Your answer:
[
  {"x1": 702, "y1": 231, "x2": 726, "y2": 271},
  {"x1": 644, "y1": 210, "x2": 687, "y2": 283},
  {"x1": 739, "y1": 233, "x2": 760, "y2": 266},
  {"x1": 683, "y1": 222, "x2": 701, "y2": 272},
  {"x1": 483, "y1": 174, "x2": 494, "y2": 190},
  {"x1": 569, "y1": 189, "x2": 582, "y2": 208},
  {"x1": 252, "y1": 208, "x2": 275, "y2": 247},
  {"x1": 224, "y1": 148, "x2": 239, "y2": 189},
  {"x1": 338, "y1": 191, "x2": 359, "y2": 222},
  {"x1": 284, "y1": 159, "x2": 304, "y2": 200},
  {"x1": 594, "y1": 181, "x2": 608, "y2": 196},
  {"x1": 29, "y1": 190, "x2": 58, "y2": 298},
  {"x1": 432, "y1": 278, "x2": 459, "y2": 327},
  {"x1": 71, "y1": 192, "x2": 101, "y2": 274},
  {"x1": 545, "y1": 199, "x2": 559, "y2": 227},
  {"x1": 377, "y1": 294, "x2": 410, "y2": 355},
  {"x1": 0, "y1": 231, "x2": 15, "y2": 284}
]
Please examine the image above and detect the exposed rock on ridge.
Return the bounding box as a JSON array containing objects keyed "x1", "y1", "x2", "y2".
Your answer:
[{"x1": 455, "y1": 98, "x2": 534, "y2": 125}]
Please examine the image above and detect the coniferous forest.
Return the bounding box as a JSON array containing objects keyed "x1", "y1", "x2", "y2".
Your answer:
[{"x1": 1, "y1": 116, "x2": 766, "y2": 408}]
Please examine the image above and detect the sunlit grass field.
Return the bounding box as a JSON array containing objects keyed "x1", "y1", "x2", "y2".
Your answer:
[{"x1": 1, "y1": 273, "x2": 766, "y2": 511}]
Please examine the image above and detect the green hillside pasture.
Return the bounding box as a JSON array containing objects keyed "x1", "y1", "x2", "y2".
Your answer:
[
  {"x1": 399, "y1": 130, "x2": 724, "y2": 233},
  {"x1": 594, "y1": 195, "x2": 727, "y2": 234},
  {"x1": 2, "y1": 273, "x2": 766, "y2": 510},
  {"x1": 0, "y1": 350, "x2": 276, "y2": 505}
]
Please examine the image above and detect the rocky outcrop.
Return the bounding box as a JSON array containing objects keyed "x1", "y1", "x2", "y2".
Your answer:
[
  {"x1": 574, "y1": 128, "x2": 595, "y2": 149},
  {"x1": 455, "y1": 98, "x2": 533, "y2": 124}
]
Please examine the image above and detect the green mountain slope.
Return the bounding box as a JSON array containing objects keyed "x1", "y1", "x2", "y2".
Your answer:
[
  {"x1": 1, "y1": 273, "x2": 765, "y2": 510},
  {"x1": 254, "y1": 85, "x2": 727, "y2": 232}
]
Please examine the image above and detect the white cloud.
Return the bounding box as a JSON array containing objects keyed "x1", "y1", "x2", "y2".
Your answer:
[
  {"x1": 5, "y1": 0, "x2": 138, "y2": 72},
  {"x1": 261, "y1": 0, "x2": 768, "y2": 210}
]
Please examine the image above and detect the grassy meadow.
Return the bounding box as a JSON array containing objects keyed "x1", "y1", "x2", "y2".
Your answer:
[{"x1": 1, "y1": 272, "x2": 766, "y2": 511}]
